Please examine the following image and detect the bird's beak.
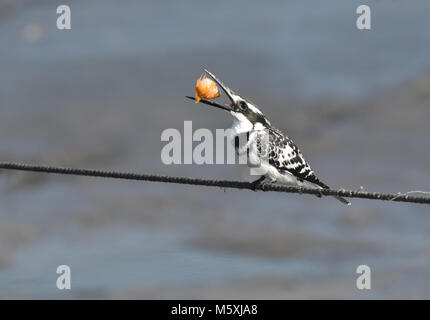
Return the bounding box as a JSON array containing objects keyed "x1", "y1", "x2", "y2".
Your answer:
[
  {"x1": 185, "y1": 96, "x2": 231, "y2": 111},
  {"x1": 185, "y1": 69, "x2": 237, "y2": 112}
]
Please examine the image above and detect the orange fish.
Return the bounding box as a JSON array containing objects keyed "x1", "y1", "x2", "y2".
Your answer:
[{"x1": 195, "y1": 74, "x2": 220, "y2": 103}]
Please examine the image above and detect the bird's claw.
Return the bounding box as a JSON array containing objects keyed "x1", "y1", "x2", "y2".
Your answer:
[
  {"x1": 250, "y1": 176, "x2": 265, "y2": 192},
  {"x1": 250, "y1": 177, "x2": 276, "y2": 192},
  {"x1": 260, "y1": 180, "x2": 276, "y2": 192}
]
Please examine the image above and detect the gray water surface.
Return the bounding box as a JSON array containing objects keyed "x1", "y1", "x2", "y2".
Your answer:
[{"x1": 0, "y1": 0, "x2": 430, "y2": 298}]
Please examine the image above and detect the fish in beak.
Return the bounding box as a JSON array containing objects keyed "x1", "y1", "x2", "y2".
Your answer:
[{"x1": 186, "y1": 69, "x2": 240, "y2": 112}]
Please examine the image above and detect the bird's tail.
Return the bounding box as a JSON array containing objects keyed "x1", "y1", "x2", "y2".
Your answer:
[
  {"x1": 313, "y1": 181, "x2": 351, "y2": 206},
  {"x1": 333, "y1": 195, "x2": 351, "y2": 206}
]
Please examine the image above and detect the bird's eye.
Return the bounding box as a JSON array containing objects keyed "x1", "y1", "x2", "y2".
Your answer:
[{"x1": 239, "y1": 101, "x2": 248, "y2": 110}]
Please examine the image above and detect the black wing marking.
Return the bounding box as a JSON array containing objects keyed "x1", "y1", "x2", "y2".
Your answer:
[{"x1": 256, "y1": 127, "x2": 329, "y2": 188}]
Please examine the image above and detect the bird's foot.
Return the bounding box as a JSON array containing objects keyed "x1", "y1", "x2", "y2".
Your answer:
[
  {"x1": 250, "y1": 176, "x2": 266, "y2": 191},
  {"x1": 260, "y1": 180, "x2": 276, "y2": 192}
]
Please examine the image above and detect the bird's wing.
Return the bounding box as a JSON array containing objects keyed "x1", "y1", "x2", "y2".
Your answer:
[{"x1": 263, "y1": 127, "x2": 329, "y2": 188}]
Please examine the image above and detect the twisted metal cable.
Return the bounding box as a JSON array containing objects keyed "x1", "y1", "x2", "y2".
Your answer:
[{"x1": 0, "y1": 162, "x2": 429, "y2": 204}]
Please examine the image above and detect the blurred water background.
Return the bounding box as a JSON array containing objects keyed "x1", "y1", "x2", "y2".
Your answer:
[{"x1": 0, "y1": 0, "x2": 429, "y2": 298}]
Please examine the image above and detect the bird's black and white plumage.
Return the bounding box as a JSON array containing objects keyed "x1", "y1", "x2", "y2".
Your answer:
[{"x1": 187, "y1": 69, "x2": 350, "y2": 205}]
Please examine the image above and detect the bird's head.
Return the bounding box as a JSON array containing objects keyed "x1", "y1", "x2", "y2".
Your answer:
[{"x1": 187, "y1": 69, "x2": 271, "y2": 130}]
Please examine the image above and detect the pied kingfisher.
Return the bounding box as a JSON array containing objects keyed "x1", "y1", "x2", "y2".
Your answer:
[{"x1": 187, "y1": 69, "x2": 350, "y2": 205}]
